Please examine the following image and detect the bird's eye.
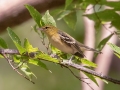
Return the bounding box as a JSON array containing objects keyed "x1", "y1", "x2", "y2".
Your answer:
[{"x1": 45, "y1": 26, "x2": 49, "y2": 29}]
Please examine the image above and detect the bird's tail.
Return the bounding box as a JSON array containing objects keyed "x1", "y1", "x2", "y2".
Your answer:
[
  {"x1": 82, "y1": 45, "x2": 102, "y2": 54},
  {"x1": 77, "y1": 41, "x2": 102, "y2": 54}
]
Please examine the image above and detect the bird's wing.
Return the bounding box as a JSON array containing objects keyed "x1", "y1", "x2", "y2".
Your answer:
[
  {"x1": 58, "y1": 30, "x2": 85, "y2": 57},
  {"x1": 76, "y1": 41, "x2": 101, "y2": 53}
]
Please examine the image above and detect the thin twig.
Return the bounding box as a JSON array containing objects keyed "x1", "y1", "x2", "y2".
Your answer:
[
  {"x1": 35, "y1": 30, "x2": 50, "y2": 54},
  {"x1": 63, "y1": 65, "x2": 94, "y2": 90},
  {"x1": 93, "y1": 0, "x2": 112, "y2": 33},
  {"x1": 40, "y1": 32, "x2": 50, "y2": 54},
  {"x1": 0, "y1": 48, "x2": 19, "y2": 54},
  {"x1": 1, "y1": 53, "x2": 35, "y2": 84},
  {"x1": 0, "y1": 48, "x2": 120, "y2": 85},
  {"x1": 61, "y1": 61, "x2": 120, "y2": 85}
]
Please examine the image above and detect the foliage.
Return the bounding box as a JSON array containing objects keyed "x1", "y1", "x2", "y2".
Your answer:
[
  {"x1": 108, "y1": 43, "x2": 120, "y2": 58},
  {"x1": 0, "y1": 0, "x2": 120, "y2": 88}
]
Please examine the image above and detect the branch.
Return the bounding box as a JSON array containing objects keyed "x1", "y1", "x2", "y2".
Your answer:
[
  {"x1": 0, "y1": 48, "x2": 19, "y2": 54},
  {"x1": 0, "y1": 48, "x2": 120, "y2": 85},
  {"x1": 61, "y1": 61, "x2": 120, "y2": 85},
  {"x1": 0, "y1": 0, "x2": 65, "y2": 33},
  {"x1": 0, "y1": 48, "x2": 35, "y2": 83},
  {"x1": 64, "y1": 65, "x2": 94, "y2": 90}
]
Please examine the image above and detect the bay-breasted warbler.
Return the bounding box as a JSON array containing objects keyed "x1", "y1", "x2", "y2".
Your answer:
[{"x1": 39, "y1": 25, "x2": 101, "y2": 58}]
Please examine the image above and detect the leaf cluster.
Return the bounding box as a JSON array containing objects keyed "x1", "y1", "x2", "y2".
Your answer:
[{"x1": 0, "y1": 0, "x2": 120, "y2": 87}]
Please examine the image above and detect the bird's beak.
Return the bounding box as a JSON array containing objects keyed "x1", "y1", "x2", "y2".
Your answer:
[{"x1": 38, "y1": 28, "x2": 44, "y2": 31}]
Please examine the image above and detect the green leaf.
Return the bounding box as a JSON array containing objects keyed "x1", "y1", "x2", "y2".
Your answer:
[
  {"x1": 0, "y1": 37, "x2": 8, "y2": 48},
  {"x1": 104, "y1": 1, "x2": 120, "y2": 10},
  {"x1": 32, "y1": 24, "x2": 39, "y2": 33},
  {"x1": 111, "y1": 18, "x2": 120, "y2": 30},
  {"x1": 7, "y1": 27, "x2": 21, "y2": 45},
  {"x1": 114, "y1": 31, "x2": 120, "y2": 39},
  {"x1": 114, "y1": 52, "x2": 120, "y2": 58},
  {"x1": 94, "y1": 21, "x2": 101, "y2": 30},
  {"x1": 51, "y1": 45, "x2": 61, "y2": 53},
  {"x1": 108, "y1": 43, "x2": 120, "y2": 58},
  {"x1": 13, "y1": 55, "x2": 21, "y2": 63},
  {"x1": 57, "y1": 10, "x2": 72, "y2": 20},
  {"x1": 64, "y1": 11, "x2": 77, "y2": 30},
  {"x1": 84, "y1": 9, "x2": 120, "y2": 22},
  {"x1": 81, "y1": 58, "x2": 97, "y2": 68},
  {"x1": 21, "y1": 63, "x2": 36, "y2": 79},
  {"x1": 95, "y1": 1, "x2": 120, "y2": 10},
  {"x1": 41, "y1": 10, "x2": 56, "y2": 27},
  {"x1": 24, "y1": 38, "x2": 39, "y2": 53},
  {"x1": 25, "y1": 4, "x2": 42, "y2": 27},
  {"x1": 15, "y1": 43, "x2": 26, "y2": 54},
  {"x1": 94, "y1": 75, "x2": 108, "y2": 84},
  {"x1": 84, "y1": 0, "x2": 120, "y2": 10},
  {"x1": 51, "y1": 45, "x2": 68, "y2": 59},
  {"x1": 50, "y1": 8, "x2": 63, "y2": 16},
  {"x1": 29, "y1": 59, "x2": 51, "y2": 72},
  {"x1": 83, "y1": 72, "x2": 99, "y2": 86},
  {"x1": 97, "y1": 33, "x2": 114, "y2": 51},
  {"x1": 36, "y1": 53, "x2": 59, "y2": 63},
  {"x1": 84, "y1": 9, "x2": 120, "y2": 30},
  {"x1": 58, "y1": 10, "x2": 77, "y2": 29},
  {"x1": 65, "y1": 0, "x2": 73, "y2": 9},
  {"x1": 101, "y1": 79, "x2": 108, "y2": 84},
  {"x1": 80, "y1": 1, "x2": 89, "y2": 10},
  {"x1": 94, "y1": 33, "x2": 113, "y2": 57},
  {"x1": 7, "y1": 27, "x2": 26, "y2": 54},
  {"x1": 108, "y1": 43, "x2": 120, "y2": 53}
]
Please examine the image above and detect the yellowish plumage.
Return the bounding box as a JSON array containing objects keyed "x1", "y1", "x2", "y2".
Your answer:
[{"x1": 39, "y1": 25, "x2": 101, "y2": 58}]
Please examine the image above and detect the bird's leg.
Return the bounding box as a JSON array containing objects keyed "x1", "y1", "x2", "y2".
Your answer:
[{"x1": 68, "y1": 55, "x2": 75, "y2": 63}]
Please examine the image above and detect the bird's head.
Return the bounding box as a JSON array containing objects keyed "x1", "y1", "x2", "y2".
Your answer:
[{"x1": 38, "y1": 25, "x2": 58, "y2": 36}]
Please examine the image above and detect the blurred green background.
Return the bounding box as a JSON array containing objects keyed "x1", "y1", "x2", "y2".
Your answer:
[{"x1": 0, "y1": 10, "x2": 120, "y2": 90}]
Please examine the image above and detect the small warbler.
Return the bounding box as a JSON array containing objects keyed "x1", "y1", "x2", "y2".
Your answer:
[{"x1": 39, "y1": 25, "x2": 101, "y2": 58}]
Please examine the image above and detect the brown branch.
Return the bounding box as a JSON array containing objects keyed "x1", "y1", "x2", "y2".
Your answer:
[
  {"x1": 0, "y1": 0, "x2": 65, "y2": 33},
  {"x1": 1, "y1": 53, "x2": 35, "y2": 84},
  {"x1": 0, "y1": 48, "x2": 19, "y2": 54},
  {"x1": 64, "y1": 65, "x2": 94, "y2": 90},
  {"x1": 0, "y1": 48, "x2": 120, "y2": 85},
  {"x1": 61, "y1": 61, "x2": 120, "y2": 85}
]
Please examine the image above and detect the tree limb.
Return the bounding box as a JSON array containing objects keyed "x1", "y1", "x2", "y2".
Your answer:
[
  {"x1": 0, "y1": 0, "x2": 65, "y2": 33},
  {"x1": 61, "y1": 61, "x2": 120, "y2": 85},
  {"x1": 0, "y1": 48, "x2": 120, "y2": 85}
]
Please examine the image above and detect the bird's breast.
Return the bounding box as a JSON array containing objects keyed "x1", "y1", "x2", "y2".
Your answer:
[{"x1": 48, "y1": 35, "x2": 74, "y2": 54}]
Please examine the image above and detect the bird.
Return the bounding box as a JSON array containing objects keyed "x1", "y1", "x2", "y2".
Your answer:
[{"x1": 38, "y1": 25, "x2": 101, "y2": 58}]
